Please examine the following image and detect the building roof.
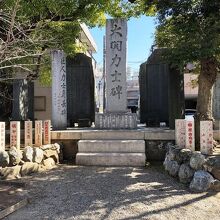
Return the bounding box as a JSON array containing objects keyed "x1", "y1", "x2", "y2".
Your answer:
[{"x1": 79, "y1": 23, "x2": 97, "y2": 53}]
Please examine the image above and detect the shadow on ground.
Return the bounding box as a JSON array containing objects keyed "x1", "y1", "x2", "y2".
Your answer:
[{"x1": 5, "y1": 164, "x2": 219, "y2": 220}]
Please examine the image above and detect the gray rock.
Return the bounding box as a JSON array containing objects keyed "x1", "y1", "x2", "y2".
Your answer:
[
  {"x1": 0, "y1": 150, "x2": 9, "y2": 167},
  {"x1": 179, "y1": 149, "x2": 193, "y2": 162},
  {"x1": 190, "y1": 170, "x2": 214, "y2": 192},
  {"x1": 210, "y1": 179, "x2": 220, "y2": 192},
  {"x1": 21, "y1": 162, "x2": 40, "y2": 176},
  {"x1": 23, "y1": 146, "x2": 34, "y2": 162},
  {"x1": 43, "y1": 158, "x2": 56, "y2": 170},
  {"x1": 163, "y1": 154, "x2": 171, "y2": 171},
  {"x1": 168, "y1": 146, "x2": 182, "y2": 164},
  {"x1": 40, "y1": 143, "x2": 60, "y2": 152},
  {"x1": 0, "y1": 165, "x2": 21, "y2": 180},
  {"x1": 8, "y1": 146, "x2": 23, "y2": 166},
  {"x1": 43, "y1": 149, "x2": 59, "y2": 163},
  {"x1": 33, "y1": 148, "x2": 44, "y2": 164},
  {"x1": 203, "y1": 156, "x2": 220, "y2": 180},
  {"x1": 190, "y1": 151, "x2": 206, "y2": 170},
  {"x1": 178, "y1": 163, "x2": 195, "y2": 183},
  {"x1": 165, "y1": 160, "x2": 180, "y2": 177}
]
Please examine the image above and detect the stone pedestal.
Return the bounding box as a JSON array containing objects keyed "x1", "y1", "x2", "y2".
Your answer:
[{"x1": 95, "y1": 113, "x2": 137, "y2": 129}]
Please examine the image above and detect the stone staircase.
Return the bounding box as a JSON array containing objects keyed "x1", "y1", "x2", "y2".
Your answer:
[{"x1": 76, "y1": 140, "x2": 146, "y2": 166}]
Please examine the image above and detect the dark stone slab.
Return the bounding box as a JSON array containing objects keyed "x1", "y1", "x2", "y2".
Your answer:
[
  {"x1": 139, "y1": 49, "x2": 185, "y2": 128},
  {"x1": 66, "y1": 53, "x2": 95, "y2": 127}
]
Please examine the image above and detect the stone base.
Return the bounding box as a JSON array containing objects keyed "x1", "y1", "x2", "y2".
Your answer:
[
  {"x1": 95, "y1": 113, "x2": 137, "y2": 129},
  {"x1": 76, "y1": 153, "x2": 145, "y2": 166},
  {"x1": 76, "y1": 139, "x2": 145, "y2": 166}
]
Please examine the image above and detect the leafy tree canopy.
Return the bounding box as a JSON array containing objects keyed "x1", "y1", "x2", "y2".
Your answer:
[
  {"x1": 154, "y1": 0, "x2": 220, "y2": 68},
  {"x1": 0, "y1": 0, "x2": 155, "y2": 81}
]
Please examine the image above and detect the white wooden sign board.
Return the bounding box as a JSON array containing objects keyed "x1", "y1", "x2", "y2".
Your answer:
[
  {"x1": 43, "y1": 120, "x2": 51, "y2": 145},
  {"x1": 25, "y1": 121, "x2": 33, "y2": 146},
  {"x1": 0, "y1": 122, "x2": 5, "y2": 151},
  {"x1": 185, "y1": 120, "x2": 195, "y2": 151},
  {"x1": 10, "y1": 121, "x2": 20, "y2": 149},
  {"x1": 35, "y1": 121, "x2": 42, "y2": 147},
  {"x1": 175, "y1": 119, "x2": 186, "y2": 148},
  {"x1": 200, "y1": 121, "x2": 213, "y2": 155}
]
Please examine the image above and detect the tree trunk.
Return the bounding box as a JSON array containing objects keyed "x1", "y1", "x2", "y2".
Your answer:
[{"x1": 195, "y1": 57, "x2": 218, "y2": 149}]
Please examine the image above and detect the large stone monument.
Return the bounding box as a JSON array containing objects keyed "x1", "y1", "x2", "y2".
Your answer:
[
  {"x1": 66, "y1": 53, "x2": 95, "y2": 127},
  {"x1": 95, "y1": 19, "x2": 137, "y2": 129},
  {"x1": 213, "y1": 73, "x2": 220, "y2": 129},
  {"x1": 51, "y1": 50, "x2": 67, "y2": 130},
  {"x1": 139, "y1": 49, "x2": 185, "y2": 128}
]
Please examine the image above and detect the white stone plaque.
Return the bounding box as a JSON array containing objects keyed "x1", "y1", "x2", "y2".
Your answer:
[
  {"x1": 0, "y1": 122, "x2": 5, "y2": 150},
  {"x1": 51, "y1": 50, "x2": 67, "y2": 129},
  {"x1": 25, "y1": 121, "x2": 33, "y2": 146},
  {"x1": 43, "y1": 120, "x2": 51, "y2": 145},
  {"x1": 200, "y1": 121, "x2": 213, "y2": 155},
  {"x1": 175, "y1": 119, "x2": 186, "y2": 148},
  {"x1": 35, "y1": 121, "x2": 42, "y2": 147},
  {"x1": 106, "y1": 19, "x2": 127, "y2": 112},
  {"x1": 10, "y1": 121, "x2": 20, "y2": 149},
  {"x1": 185, "y1": 120, "x2": 195, "y2": 151}
]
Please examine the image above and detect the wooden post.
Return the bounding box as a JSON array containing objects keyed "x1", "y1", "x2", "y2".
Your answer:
[
  {"x1": 0, "y1": 122, "x2": 5, "y2": 151},
  {"x1": 10, "y1": 121, "x2": 20, "y2": 149},
  {"x1": 200, "y1": 121, "x2": 213, "y2": 155},
  {"x1": 175, "y1": 119, "x2": 186, "y2": 148},
  {"x1": 43, "y1": 120, "x2": 51, "y2": 145},
  {"x1": 35, "y1": 121, "x2": 42, "y2": 147},
  {"x1": 185, "y1": 120, "x2": 195, "y2": 151},
  {"x1": 24, "y1": 121, "x2": 33, "y2": 146}
]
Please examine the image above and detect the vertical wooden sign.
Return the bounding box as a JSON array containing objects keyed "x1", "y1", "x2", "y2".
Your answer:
[
  {"x1": 43, "y1": 120, "x2": 51, "y2": 145},
  {"x1": 25, "y1": 121, "x2": 33, "y2": 146},
  {"x1": 35, "y1": 121, "x2": 42, "y2": 147},
  {"x1": 0, "y1": 122, "x2": 5, "y2": 151},
  {"x1": 10, "y1": 121, "x2": 20, "y2": 149},
  {"x1": 175, "y1": 119, "x2": 186, "y2": 148},
  {"x1": 200, "y1": 121, "x2": 213, "y2": 155},
  {"x1": 185, "y1": 120, "x2": 195, "y2": 151}
]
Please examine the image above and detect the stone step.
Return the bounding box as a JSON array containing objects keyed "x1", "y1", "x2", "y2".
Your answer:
[
  {"x1": 76, "y1": 153, "x2": 146, "y2": 166},
  {"x1": 78, "y1": 140, "x2": 145, "y2": 153}
]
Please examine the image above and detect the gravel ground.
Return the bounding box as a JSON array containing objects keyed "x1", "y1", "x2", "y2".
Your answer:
[{"x1": 5, "y1": 164, "x2": 220, "y2": 220}]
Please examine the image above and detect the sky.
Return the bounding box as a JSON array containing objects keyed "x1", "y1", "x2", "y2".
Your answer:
[{"x1": 90, "y1": 16, "x2": 157, "y2": 74}]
